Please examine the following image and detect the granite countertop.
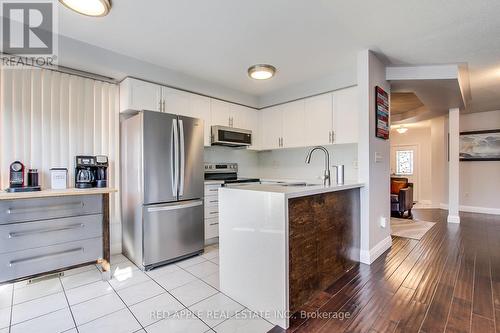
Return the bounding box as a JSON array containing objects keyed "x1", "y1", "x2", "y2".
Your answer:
[{"x1": 0, "y1": 188, "x2": 118, "y2": 200}]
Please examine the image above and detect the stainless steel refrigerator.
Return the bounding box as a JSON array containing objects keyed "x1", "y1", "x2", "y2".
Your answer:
[{"x1": 121, "y1": 110, "x2": 204, "y2": 270}]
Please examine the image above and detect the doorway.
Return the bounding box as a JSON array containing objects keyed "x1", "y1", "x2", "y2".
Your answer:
[{"x1": 390, "y1": 144, "x2": 420, "y2": 202}]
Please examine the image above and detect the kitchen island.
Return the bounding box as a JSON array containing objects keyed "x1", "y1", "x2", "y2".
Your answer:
[{"x1": 218, "y1": 182, "x2": 363, "y2": 329}]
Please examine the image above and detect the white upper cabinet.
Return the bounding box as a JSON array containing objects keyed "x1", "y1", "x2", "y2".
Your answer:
[
  {"x1": 162, "y1": 87, "x2": 190, "y2": 115},
  {"x1": 304, "y1": 93, "x2": 333, "y2": 146},
  {"x1": 120, "y1": 78, "x2": 162, "y2": 112},
  {"x1": 210, "y1": 99, "x2": 233, "y2": 127},
  {"x1": 333, "y1": 86, "x2": 359, "y2": 144},
  {"x1": 260, "y1": 105, "x2": 283, "y2": 150},
  {"x1": 282, "y1": 100, "x2": 305, "y2": 148},
  {"x1": 236, "y1": 105, "x2": 260, "y2": 150},
  {"x1": 183, "y1": 93, "x2": 212, "y2": 147}
]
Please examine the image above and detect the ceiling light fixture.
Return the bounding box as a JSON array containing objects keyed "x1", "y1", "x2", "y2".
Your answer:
[
  {"x1": 396, "y1": 126, "x2": 409, "y2": 134},
  {"x1": 59, "y1": 0, "x2": 111, "y2": 17},
  {"x1": 248, "y1": 64, "x2": 276, "y2": 80}
]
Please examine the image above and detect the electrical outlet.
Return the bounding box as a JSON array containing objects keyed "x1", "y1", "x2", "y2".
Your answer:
[{"x1": 380, "y1": 217, "x2": 387, "y2": 228}]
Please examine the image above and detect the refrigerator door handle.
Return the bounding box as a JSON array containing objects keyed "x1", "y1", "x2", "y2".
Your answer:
[
  {"x1": 179, "y1": 119, "x2": 185, "y2": 197},
  {"x1": 146, "y1": 200, "x2": 203, "y2": 212},
  {"x1": 172, "y1": 118, "x2": 179, "y2": 197}
]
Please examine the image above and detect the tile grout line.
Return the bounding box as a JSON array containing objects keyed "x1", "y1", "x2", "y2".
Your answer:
[
  {"x1": 8, "y1": 284, "x2": 13, "y2": 333},
  {"x1": 59, "y1": 276, "x2": 80, "y2": 333},
  {"x1": 99, "y1": 274, "x2": 145, "y2": 332}
]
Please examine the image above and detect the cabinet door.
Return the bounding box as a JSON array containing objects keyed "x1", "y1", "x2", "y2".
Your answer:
[
  {"x1": 229, "y1": 104, "x2": 245, "y2": 129},
  {"x1": 304, "y1": 93, "x2": 333, "y2": 146},
  {"x1": 210, "y1": 99, "x2": 232, "y2": 127},
  {"x1": 333, "y1": 86, "x2": 359, "y2": 144},
  {"x1": 260, "y1": 105, "x2": 282, "y2": 150},
  {"x1": 237, "y1": 106, "x2": 260, "y2": 150},
  {"x1": 162, "y1": 87, "x2": 190, "y2": 115},
  {"x1": 120, "y1": 78, "x2": 162, "y2": 112},
  {"x1": 188, "y1": 95, "x2": 212, "y2": 147},
  {"x1": 282, "y1": 100, "x2": 305, "y2": 148}
]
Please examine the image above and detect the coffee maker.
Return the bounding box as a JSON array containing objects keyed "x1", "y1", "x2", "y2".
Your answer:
[
  {"x1": 95, "y1": 155, "x2": 108, "y2": 188},
  {"x1": 75, "y1": 155, "x2": 108, "y2": 189}
]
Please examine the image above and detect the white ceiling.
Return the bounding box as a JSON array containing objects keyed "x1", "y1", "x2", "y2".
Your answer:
[{"x1": 56, "y1": 0, "x2": 500, "y2": 111}]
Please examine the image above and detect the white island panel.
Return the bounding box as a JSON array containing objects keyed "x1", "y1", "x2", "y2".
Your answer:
[{"x1": 219, "y1": 187, "x2": 289, "y2": 328}]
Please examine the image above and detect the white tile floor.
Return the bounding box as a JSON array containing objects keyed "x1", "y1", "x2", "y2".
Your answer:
[{"x1": 0, "y1": 245, "x2": 275, "y2": 333}]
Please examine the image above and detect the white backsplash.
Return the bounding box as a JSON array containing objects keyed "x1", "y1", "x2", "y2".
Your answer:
[
  {"x1": 204, "y1": 146, "x2": 260, "y2": 177},
  {"x1": 204, "y1": 144, "x2": 358, "y2": 183}
]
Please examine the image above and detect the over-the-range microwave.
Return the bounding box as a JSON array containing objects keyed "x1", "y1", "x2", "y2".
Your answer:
[{"x1": 211, "y1": 125, "x2": 252, "y2": 147}]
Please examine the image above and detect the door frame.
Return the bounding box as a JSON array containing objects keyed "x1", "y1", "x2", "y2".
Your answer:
[{"x1": 390, "y1": 143, "x2": 420, "y2": 202}]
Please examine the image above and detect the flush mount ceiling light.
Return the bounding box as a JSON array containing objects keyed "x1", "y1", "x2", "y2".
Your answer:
[
  {"x1": 248, "y1": 64, "x2": 276, "y2": 80},
  {"x1": 59, "y1": 0, "x2": 111, "y2": 17},
  {"x1": 396, "y1": 126, "x2": 409, "y2": 134}
]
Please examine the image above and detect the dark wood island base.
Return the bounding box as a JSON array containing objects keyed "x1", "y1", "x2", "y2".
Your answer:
[{"x1": 288, "y1": 188, "x2": 360, "y2": 315}]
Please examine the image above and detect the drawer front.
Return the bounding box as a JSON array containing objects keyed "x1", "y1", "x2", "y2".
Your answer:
[
  {"x1": 204, "y1": 196, "x2": 219, "y2": 207},
  {"x1": 204, "y1": 185, "x2": 221, "y2": 197},
  {"x1": 205, "y1": 217, "x2": 219, "y2": 239},
  {"x1": 0, "y1": 237, "x2": 103, "y2": 282},
  {"x1": 0, "y1": 195, "x2": 102, "y2": 224},
  {"x1": 0, "y1": 214, "x2": 103, "y2": 254},
  {"x1": 204, "y1": 205, "x2": 219, "y2": 218}
]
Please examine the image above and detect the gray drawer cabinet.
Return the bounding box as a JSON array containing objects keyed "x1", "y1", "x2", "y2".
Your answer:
[
  {"x1": 0, "y1": 237, "x2": 102, "y2": 282},
  {"x1": 0, "y1": 214, "x2": 103, "y2": 254},
  {"x1": 0, "y1": 195, "x2": 102, "y2": 224},
  {"x1": 0, "y1": 191, "x2": 112, "y2": 284}
]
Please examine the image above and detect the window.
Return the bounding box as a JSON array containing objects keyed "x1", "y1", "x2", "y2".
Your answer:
[{"x1": 396, "y1": 150, "x2": 414, "y2": 175}]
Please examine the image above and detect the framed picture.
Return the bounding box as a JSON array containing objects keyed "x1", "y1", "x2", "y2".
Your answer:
[
  {"x1": 459, "y1": 129, "x2": 500, "y2": 161},
  {"x1": 375, "y1": 86, "x2": 389, "y2": 140}
]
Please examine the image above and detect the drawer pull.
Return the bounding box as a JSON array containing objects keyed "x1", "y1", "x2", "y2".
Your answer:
[
  {"x1": 9, "y1": 247, "x2": 84, "y2": 266},
  {"x1": 209, "y1": 212, "x2": 218, "y2": 215},
  {"x1": 6, "y1": 202, "x2": 84, "y2": 215},
  {"x1": 208, "y1": 200, "x2": 219, "y2": 204},
  {"x1": 209, "y1": 222, "x2": 219, "y2": 226},
  {"x1": 8, "y1": 223, "x2": 85, "y2": 238}
]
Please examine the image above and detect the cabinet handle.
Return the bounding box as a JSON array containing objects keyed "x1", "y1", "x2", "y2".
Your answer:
[
  {"x1": 6, "y1": 202, "x2": 83, "y2": 215},
  {"x1": 159, "y1": 100, "x2": 162, "y2": 112},
  {"x1": 209, "y1": 222, "x2": 219, "y2": 226},
  {"x1": 162, "y1": 100, "x2": 166, "y2": 112},
  {"x1": 8, "y1": 223, "x2": 85, "y2": 238},
  {"x1": 329, "y1": 131, "x2": 332, "y2": 143},
  {"x1": 209, "y1": 211, "x2": 219, "y2": 215},
  {"x1": 9, "y1": 247, "x2": 84, "y2": 267},
  {"x1": 332, "y1": 130, "x2": 335, "y2": 143}
]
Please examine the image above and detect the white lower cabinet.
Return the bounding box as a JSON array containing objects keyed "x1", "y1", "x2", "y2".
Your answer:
[{"x1": 204, "y1": 183, "x2": 221, "y2": 242}]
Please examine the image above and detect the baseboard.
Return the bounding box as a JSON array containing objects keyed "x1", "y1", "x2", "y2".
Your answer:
[
  {"x1": 447, "y1": 215, "x2": 460, "y2": 224},
  {"x1": 439, "y1": 203, "x2": 500, "y2": 215},
  {"x1": 360, "y1": 236, "x2": 392, "y2": 265},
  {"x1": 459, "y1": 205, "x2": 500, "y2": 215}
]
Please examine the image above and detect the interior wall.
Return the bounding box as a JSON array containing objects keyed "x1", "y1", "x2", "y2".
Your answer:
[
  {"x1": 390, "y1": 126, "x2": 432, "y2": 204},
  {"x1": 459, "y1": 110, "x2": 500, "y2": 212},
  {"x1": 357, "y1": 50, "x2": 391, "y2": 264},
  {"x1": 430, "y1": 116, "x2": 448, "y2": 207}
]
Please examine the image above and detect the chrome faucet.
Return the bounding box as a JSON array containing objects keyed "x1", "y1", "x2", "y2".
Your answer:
[{"x1": 305, "y1": 146, "x2": 331, "y2": 186}]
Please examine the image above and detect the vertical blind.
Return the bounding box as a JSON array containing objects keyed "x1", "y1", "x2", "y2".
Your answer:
[{"x1": 0, "y1": 66, "x2": 121, "y2": 251}]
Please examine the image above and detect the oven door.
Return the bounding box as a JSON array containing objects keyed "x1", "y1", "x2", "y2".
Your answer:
[{"x1": 211, "y1": 126, "x2": 252, "y2": 147}]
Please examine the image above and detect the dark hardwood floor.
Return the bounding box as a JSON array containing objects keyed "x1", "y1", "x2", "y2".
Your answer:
[{"x1": 270, "y1": 209, "x2": 500, "y2": 333}]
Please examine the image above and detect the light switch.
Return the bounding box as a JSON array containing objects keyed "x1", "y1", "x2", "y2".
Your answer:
[{"x1": 374, "y1": 152, "x2": 383, "y2": 163}]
